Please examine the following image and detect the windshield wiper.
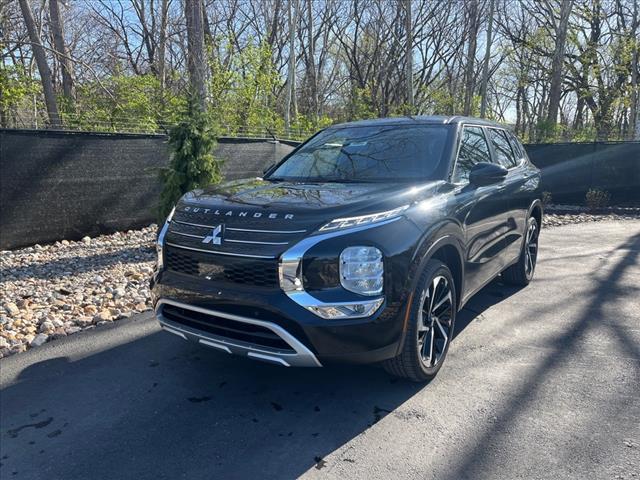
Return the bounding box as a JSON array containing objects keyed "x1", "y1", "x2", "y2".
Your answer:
[
  {"x1": 299, "y1": 177, "x2": 385, "y2": 184},
  {"x1": 264, "y1": 176, "x2": 393, "y2": 184}
]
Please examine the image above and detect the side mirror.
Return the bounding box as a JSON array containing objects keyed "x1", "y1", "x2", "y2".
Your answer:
[{"x1": 469, "y1": 162, "x2": 508, "y2": 186}]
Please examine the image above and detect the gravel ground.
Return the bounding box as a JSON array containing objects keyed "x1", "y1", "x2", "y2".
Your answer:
[
  {"x1": 0, "y1": 226, "x2": 156, "y2": 357},
  {"x1": 1, "y1": 205, "x2": 639, "y2": 358},
  {"x1": 543, "y1": 204, "x2": 640, "y2": 228}
]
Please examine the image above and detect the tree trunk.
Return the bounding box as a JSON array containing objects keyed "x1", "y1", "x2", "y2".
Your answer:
[
  {"x1": 463, "y1": 0, "x2": 479, "y2": 116},
  {"x1": 405, "y1": 0, "x2": 414, "y2": 111},
  {"x1": 595, "y1": 115, "x2": 612, "y2": 141},
  {"x1": 48, "y1": 0, "x2": 75, "y2": 105},
  {"x1": 630, "y1": 0, "x2": 639, "y2": 140},
  {"x1": 306, "y1": 0, "x2": 318, "y2": 122},
  {"x1": 546, "y1": 0, "x2": 573, "y2": 132},
  {"x1": 479, "y1": 0, "x2": 494, "y2": 118},
  {"x1": 18, "y1": 0, "x2": 60, "y2": 127},
  {"x1": 158, "y1": 0, "x2": 169, "y2": 92},
  {"x1": 285, "y1": 0, "x2": 297, "y2": 130},
  {"x1": 515, "y1": 86, "x2": 522, "y2": 135},
  {"x1": 185, "y1": 0, "x2": 207, "y2": 110}
]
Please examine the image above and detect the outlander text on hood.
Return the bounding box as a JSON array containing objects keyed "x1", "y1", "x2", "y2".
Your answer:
[{"x1": 151, "y1": 116, "x2": 542, "y2": 382}]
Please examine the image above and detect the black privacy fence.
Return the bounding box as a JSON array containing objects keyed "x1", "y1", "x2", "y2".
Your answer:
[
  {"x1": 1, "y1": 128, "x2": 638, "y2": 249},
  {"x1": 525, "y1": 141, "x2": 639, "y2": 204}
]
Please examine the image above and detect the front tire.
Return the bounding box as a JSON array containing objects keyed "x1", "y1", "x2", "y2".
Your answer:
[
  {"x1": 383, "y1": 259, "x2": 456, "y2": 382},
  {"x1": 503, "y1": 216, "x2": 539, "y2": 286}
]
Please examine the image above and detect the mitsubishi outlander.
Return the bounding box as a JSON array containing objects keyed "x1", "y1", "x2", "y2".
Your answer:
[{"x1": 151, "y1": 116, "x2": 542, "y2": 382}]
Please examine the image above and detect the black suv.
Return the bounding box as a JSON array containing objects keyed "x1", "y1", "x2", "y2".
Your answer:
[{"x1": 151, "y1": 116, "x2": 542, "y2": 381}]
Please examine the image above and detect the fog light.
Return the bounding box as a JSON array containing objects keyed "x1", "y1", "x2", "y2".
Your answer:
[
  {"x1": 306, "y1": 298, "x2": 384, "y2": 319},
  {"x1": 340, "y1": 246, "x2": 384, "y2": 296}
]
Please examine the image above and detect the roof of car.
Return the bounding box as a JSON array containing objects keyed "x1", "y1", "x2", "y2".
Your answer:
[{"x1": 329, "y1": 115, "x2": 503, "y2": 129}]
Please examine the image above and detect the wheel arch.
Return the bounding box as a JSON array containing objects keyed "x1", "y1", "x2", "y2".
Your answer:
[
  {"x1": 428, "y1": 243, "x2": 463, "y2": 311},
  {"x1": 408, "y1": 223, "x2": 465, "y2": 312},
  {"x1": 395, "y1": 226, "x2": 465, "y2": 358},
  {"x1": 529, "y1": 199, "x2": 543, "y2": 229}
]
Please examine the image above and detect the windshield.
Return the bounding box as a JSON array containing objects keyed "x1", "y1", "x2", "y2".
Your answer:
[{"x1": 267, "y1": 125, "x2": 452, "y2": 182}]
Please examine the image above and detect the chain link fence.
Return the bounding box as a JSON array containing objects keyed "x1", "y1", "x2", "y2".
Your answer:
[{"x1": 2, "y1": 109, "x2": 317, "y2": 142}]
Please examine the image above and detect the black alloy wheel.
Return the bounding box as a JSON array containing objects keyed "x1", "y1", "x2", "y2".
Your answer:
[{"x1": 383, "y1": 259, "x2": 457, "y2": 382}]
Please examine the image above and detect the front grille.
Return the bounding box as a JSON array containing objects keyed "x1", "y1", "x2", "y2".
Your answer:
[
  {"x1": 161, "y1": 304, "x2": 294, "y2": 352},
  {"x1": 165, "y1": 246, "x2": 278, "y2": 287}
]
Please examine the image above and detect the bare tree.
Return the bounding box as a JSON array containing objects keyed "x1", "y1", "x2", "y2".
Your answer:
[
  {"x1": 18, "y1": 0, "x2": 60, "y2": 127},
  {"x1": 405, "y1": 0, "x2": 414, "y2": 110},
  {"x1": 2, "y1": 0, "x2": 638, "y2": 140},
  {"x1": 285, "y1": 0, "x2": 297, "y2": 129},
  {"x1": 546, "y1": 0, "x2": 573, "y2": 131},
  {"x1": 630, "y1": 0, "x2": 639, "y2": 139},
  {"x1": 305, "y1": 0, "x2": 318, "y2": 121},
  {"x1": 157, "y1": 0, "x2": 170, "y2": 91},
  {"x1": 479, "y1": 0, "x2": 495, "y2": 118},
  {"x1": 185, "y1": 0, "x2": 206, "y2": 109},
  {"x1": 463, "y1": 0, "x2": 479, "y2": 115},
  {"x1": 48, "y1": 0, "x2": 75, "y2": 104}
]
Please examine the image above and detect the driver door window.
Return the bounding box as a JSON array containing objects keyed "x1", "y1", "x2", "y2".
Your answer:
[{"x1": 452, "y1": 126, "x2": 491, "y2": 183}]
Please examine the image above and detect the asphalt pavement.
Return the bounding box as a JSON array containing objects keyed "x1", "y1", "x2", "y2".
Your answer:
[{"x1": 1, "y1": 220, "x2": 639, "y2": 479}]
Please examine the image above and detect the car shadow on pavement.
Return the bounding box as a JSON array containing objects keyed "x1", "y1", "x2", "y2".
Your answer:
[
  {"x1": 0, "y1": 281, "x2": 528, "y2": 480},
  {"x1": 454, "y1": 277, "x2": 524, "y2": 339},
  {"x1": 441, "y1": 231, "x2": 640, "y2": 480},
  {"x1": 0, "y1": 331, "x2": 417, "y2": 479}
]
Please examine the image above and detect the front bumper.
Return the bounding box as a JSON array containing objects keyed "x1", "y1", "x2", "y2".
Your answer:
[
  {"x1": 151, "y1": 270, "x2": 406, "y2": 366},
  {"x1": 156, "y1": 298, "x2": 322, "y2": 367}
]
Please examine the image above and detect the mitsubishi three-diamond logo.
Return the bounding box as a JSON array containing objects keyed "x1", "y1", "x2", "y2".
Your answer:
[{"x1": 202, "y1": 224, "x2": 223, "y2": 245}]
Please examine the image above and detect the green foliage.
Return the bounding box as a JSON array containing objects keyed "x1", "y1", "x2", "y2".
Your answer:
[
  {"x1": 0, "y1": 64, "x2": 40, "y2": 123},
  {"x1": 537, "y1": 119, "x2": 564, "y2": 143},
  {"x1": 158, "y1": 98, "x2": 223, "y2": 219},
  {"x1": 288, "y1": 114, "x2": 332, "y2": 138},
  {"x1": 345, "y1": 87, "x2": 377, "y2": 121},
  {"x1": 66, "y1": 75, "x2": 185, "y2": 133},
  {"x1": 417, "y1": 85, "x2": 483, "y2": 117},
  {"x1": 585, "y1": 188, "x2": 611, "y2": 211},
  {"x1": 209, "y1": 40, "x2": 282, "y2": 134},
  {"x1": 569, "y1": 126, "x2": 598, "y2": 142},
  {"x1": 206, "y1": 39, "x2": 332, "y2": 139}
]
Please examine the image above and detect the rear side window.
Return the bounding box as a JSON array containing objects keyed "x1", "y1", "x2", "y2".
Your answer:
[
  {"x1": 452, "y1": 126, "x2": 491, "y2": 183},
  {"x1": 488, "y1": 128, "x2": 517, "y2": 168}
]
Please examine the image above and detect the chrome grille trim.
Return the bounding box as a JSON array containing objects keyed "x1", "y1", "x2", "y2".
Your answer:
[
  {"x1": 225, "y1": 239, "x2": 290, "y2": 246},
  {"x1": 173, "y1": 219, "x2": 217, "y2": 229},
  {"x1": 226, "y1": 227, "x2": 307, "y2": 234},
  {"x1": 171, "y1": 231, "x2": 205, "y2": 239},
  {"x1": 165, "y1": 241, "x2": 276, "y2": 259},
  {"x1": 174, "y1": 220, "x2": 306, "y2": 235},
  {"x1": 170, "y1": 229, "x2": 290, "y2": 245}
]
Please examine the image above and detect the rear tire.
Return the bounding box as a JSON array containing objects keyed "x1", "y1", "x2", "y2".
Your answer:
[
  {"x1": 503, "y1": 216, "x2": 539, "y2": 286},
  {"x1": 383, "y1": 259, "x2": 456, "y2": 382}
]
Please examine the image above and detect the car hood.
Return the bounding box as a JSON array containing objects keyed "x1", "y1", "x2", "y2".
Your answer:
[
  {"x1": 182, "y1": 178, "x2": 441, "y2": 215},
  {"x1": 167, "y1": 178, "x2": 443, "y2": 258}
]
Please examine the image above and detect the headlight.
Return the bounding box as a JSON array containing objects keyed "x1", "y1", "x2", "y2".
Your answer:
[
  {"x1": 319, "y1": 205, "x2": 409, "y2": 232},
  {"x1": 340, "y1": 246, "x2": 384, "y2": 295},
  {"x1": 156, "y1": 207, "x2": 175, "y2": 269}
]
